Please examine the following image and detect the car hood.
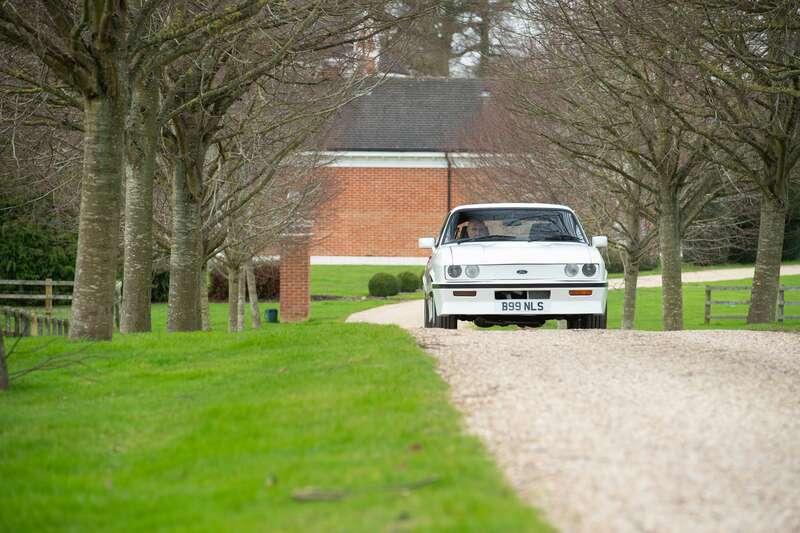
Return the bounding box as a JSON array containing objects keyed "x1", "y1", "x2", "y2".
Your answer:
[{"x1": 445, "y1": 241, "x2": 597, "y2": 265}]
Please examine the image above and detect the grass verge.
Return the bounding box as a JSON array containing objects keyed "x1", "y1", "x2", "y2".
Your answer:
[
  {"x1": 0, "y1": 301, "x2": 547, "y2": 532},
  {"x1": 606, "y1": 274, "x2": 800, "y2": 331}
]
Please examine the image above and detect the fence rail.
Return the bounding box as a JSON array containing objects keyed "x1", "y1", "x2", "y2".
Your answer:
[
  {"x1": 704, "y1": 285, "x2": 800, "y2": 324},
  {"x1": 0, "y1": 279, "x2": 74, "y2": 316},
  {"x1": 1, "y1": 306, "x2": 70, "y2": 337}
]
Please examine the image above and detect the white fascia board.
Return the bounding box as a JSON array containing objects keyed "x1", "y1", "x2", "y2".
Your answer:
[
  {"x1": 311, "y1": 255, "x2": 429, "y2": 265},
  {"x1": 310, "y1": 151, "x2": 485, "y2": 169}
]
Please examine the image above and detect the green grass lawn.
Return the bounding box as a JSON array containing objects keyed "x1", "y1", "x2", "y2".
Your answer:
[
  {"x1": 604, "y1": 274, "x2": 800, "y2": 331},
  {"x1": 0, "y1": 301, "x2": 547, "y2": 532},
  {"x1": 311, "y1": 265, "x2": 424, "y2": 297}
]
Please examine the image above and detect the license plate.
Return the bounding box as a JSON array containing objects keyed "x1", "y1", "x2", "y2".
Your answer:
[{"x1": 495, "y1": 300, "x2": 548, "y2": 313}]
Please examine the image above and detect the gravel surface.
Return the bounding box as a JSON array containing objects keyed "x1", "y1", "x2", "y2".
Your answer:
[{"x1": 412, "y1": 328, "x2": 800, "y2": 533}]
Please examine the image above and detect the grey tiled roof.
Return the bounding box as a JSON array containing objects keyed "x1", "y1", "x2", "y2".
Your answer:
[{"x1": 324, "y1": 77, "x2": 491, "y2": 152}]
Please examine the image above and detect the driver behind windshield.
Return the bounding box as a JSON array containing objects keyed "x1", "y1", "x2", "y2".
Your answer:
[
  {"x1": 466, "y1": 219, "x2": 489, "y2": 238},
  {"x1": 447, "y1": 208, "x2": 586, "y2": 244}
]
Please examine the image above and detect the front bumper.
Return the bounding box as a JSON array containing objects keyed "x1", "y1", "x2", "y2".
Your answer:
[{"x1": 431, "y1": 282, "x2": 607, "y2": 317}]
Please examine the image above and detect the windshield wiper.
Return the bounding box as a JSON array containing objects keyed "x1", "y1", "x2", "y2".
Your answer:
[
  {"x1": 455, "y1": 235, "x2": 518, "y2": 244},
  {"x1": 532, "y1": 234, "x2": 582, "y2": 242}
]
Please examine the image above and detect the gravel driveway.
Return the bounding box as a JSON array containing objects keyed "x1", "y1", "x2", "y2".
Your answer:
[{"x1": 413, "y1": 328, "x2": 800, "y2": 533}]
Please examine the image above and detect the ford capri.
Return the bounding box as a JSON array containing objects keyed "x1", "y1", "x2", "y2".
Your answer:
[{"x1": 419, "y1": 203, "x2": 608, "y2": 329}]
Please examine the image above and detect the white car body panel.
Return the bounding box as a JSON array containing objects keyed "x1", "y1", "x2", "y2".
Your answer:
[{"x1": 422, "y1": 203, "x2": 608, "y2": 325}]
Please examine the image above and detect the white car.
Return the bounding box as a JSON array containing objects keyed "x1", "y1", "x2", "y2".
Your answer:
[{"x1": 419, "y1": 203, "x2": 608, "y2": 329}]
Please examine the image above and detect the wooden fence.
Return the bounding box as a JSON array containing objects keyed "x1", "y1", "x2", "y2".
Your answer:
[
  {"x1": 704, "y1": 285, "x2": 800, "y2": 324},
  {"x1": 0, "y1": 279, "x2": 73, "y2": 316},
  {"x1": 1, "y1": 306, "x2": 70, "y2": 337},
  {"x1": 0, "y1": 279, "x2": 123, "y2": 336}
]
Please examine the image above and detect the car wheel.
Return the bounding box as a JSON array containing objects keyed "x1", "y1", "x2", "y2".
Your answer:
[
  {"x1": 424, "y1": 294, "x2": 434, "y2": 328},
  {"x1": 439, "y1": 314, "x2": 457, "y2": 329},
  {"x1": 567, "y1": 315, "x2": 587, "y2": 329},
  {"x1": 430, "y1": 298, "x2": 457, "y2": 330},
  {"x1": 597, "y1": 305, "x2": 608, "y2": 329},
  {"x1": 584, "y1": 306, "x2": 608, "y2": 329}
]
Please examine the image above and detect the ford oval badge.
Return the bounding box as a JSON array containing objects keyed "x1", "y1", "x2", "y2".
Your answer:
[{"x1": 516, "y1": 269, "x2": 528, "y2": 275}]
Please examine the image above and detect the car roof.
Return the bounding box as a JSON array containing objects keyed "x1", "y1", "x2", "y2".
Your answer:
[{"x1": 450, "y1": 202, "x2": 576, "y2": 214}]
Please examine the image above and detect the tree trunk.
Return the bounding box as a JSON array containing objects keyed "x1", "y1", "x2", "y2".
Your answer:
[
  {"x1": 620, "y1": 198, "x2": 643, "y2": 330},
  {"x1": 167, "y1": 159, "x2": 202, "y2": 331},
  {"x1": 237, "y1": 264, "x2": 246, "y2": 331},
  {"x1": 747, "y1": 191, "x2": 788, "y2": 323},
  {"x1": 0, "y1": 327, "x2": 8, "y2": 390},
  {"x1": 246, "y1": 260, "x2": 261, "y2": 329},
  {"x1": 121, "y1": 76, "x2": 158, "y2": 333},
  {"x1": 658, "y1": 184, "x2": 683, "y2": 331},
  {"x1": 200, "y1": 261, "x2": 211, "y2": 331},
  {"x1": 70, "y1": 96, "x2": 125, "y2": 340},
  {"x1": 227, "y1": 265, "x2": 239, "y2": 332},
  {"x1": 621, "y1": 252, "x2": 640, "y2": 330},
  {"x1": 475, "y1": 0, "x2": 492, "y2": 77}
]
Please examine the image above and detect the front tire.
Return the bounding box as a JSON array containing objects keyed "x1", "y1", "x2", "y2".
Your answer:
[
  {"x1": 568, "y1": 307, "x2": 607, "y2": 330},
  {"x1": 426, "y1": 294, "x2": 456, "y2": 329},
  {"x1": 424, "y1": 295, "x2": 433, "y2": 328}
]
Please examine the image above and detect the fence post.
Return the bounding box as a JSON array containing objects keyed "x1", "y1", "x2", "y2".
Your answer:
[
  {"x1": 777, "y1": 286, "x2": 785, "y2": 324},
  {"x1": 704, "y1": 286, "x2": 712, "y2": 325},
  {"x1": 45, "y1": 278, "x2": 53, "y2": 317}
]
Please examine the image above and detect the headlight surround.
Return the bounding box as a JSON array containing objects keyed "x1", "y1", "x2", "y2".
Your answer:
[
  {"x1": 564, "y1": 263, "x2": 580, "y2": 277},
  {"x1": 447, "y1": 265, "x2": 463, "y2": 278},
  {"x1": 582, "y1": 263, "x2": 598, "y2": 277},
  {"x1": 464, "y1": 265, "x2": 480, "y2": 278}
]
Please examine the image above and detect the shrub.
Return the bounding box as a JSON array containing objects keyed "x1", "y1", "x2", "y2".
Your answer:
[
  {"x1": 0, "y1": 220, "x2": 77, "y2": 281},
  {"x1": 368, "y1": 273, "x2": 399, "y2": 297},
  {"x1": 397, "y1": 271, "x2": 421, "y2": 292},
  {"x1": 151, "y1": 271, "x2": 170, "y2": 303},
  {"x1": 208, "y1": 262, "x2": 280, "y2": 302}
]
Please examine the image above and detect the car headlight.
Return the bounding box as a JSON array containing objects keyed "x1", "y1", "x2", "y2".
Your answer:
[
  {"x1": 465, "y1": 265, "x2": 480, "y2": 278},
  {"x1": 582, "y1": 263, "x2": 598, "y2": 277},
  {"x1": 564, "y1": 264, "x2": 579, "y2": 277},
  {"x1": 447, "y1": 265, "x2": 463, "y2": 278}
]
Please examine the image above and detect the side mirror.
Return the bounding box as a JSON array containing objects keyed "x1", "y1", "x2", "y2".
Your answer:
[
  {"x1": 418, "y1": 237, "x2": 436, "y2": 249},
  {"x1": 592, "y1": 235, "x2": 608, "y2": 248}
]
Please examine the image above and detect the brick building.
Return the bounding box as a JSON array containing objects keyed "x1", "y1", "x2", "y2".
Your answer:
[
  {"x1": 278, "y1": 77, "x2": 492, "y2": 321},
  {"x1": 311, "y1": 77, "x2": 491, "y2": 265}
]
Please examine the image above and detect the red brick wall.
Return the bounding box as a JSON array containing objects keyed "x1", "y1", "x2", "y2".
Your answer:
[
  {"x1": 311, "y1": 166, "x2": 488, "y2": 258},
  {"x1": 279, "y1": 239, "x2": 310, "y2": 322}
]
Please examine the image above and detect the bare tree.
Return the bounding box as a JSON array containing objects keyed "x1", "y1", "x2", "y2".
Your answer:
[
  {"x1": 494, "y1": 0, "x2": 725, "y2": 330},
  {"x1": 211, "y1": 156, "x2": 333, "y2": 333},
  {"x1": 245, "y1": 259, "x2": 261, "y2": 329},
  {"x1": 0, "y1": 1, "x2": 278, "y2": 339},
  {"x1": 154, "y1": 5, "x2": 415, "y2": 332},
  {"x1": 626, "y1": 1, "x2": 800, "y2": 323}
]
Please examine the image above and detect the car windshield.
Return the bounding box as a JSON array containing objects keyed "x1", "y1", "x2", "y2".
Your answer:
[{"x1": 442, "y1": 208, "x2": 588, "y2": 244}]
